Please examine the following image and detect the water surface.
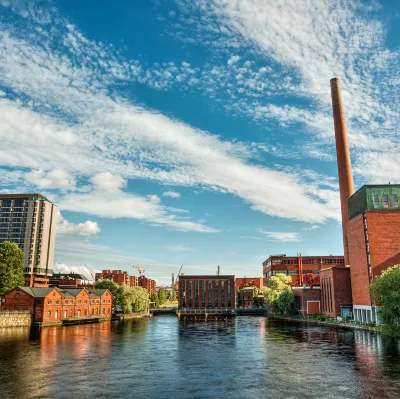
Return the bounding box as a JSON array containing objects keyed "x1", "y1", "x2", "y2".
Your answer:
[{"x1": 0, "y1": 317, "x2": 399, "y2": 398}]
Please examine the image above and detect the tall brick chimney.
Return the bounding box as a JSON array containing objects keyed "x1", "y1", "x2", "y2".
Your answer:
[{"x1": 330, "y1": 78, "x2": 355, "y2": 265}]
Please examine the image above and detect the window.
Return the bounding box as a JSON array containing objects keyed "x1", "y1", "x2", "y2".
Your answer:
[
  {"x1": 78, "y1": 310, "x2": 81, "y2": 317},
  {"x1": 108, "y1": 308, "x2": 110, "y2": 314},
  {"x1": 373, "y1": 194, "x2": 379, "y2": 208},
  {"x1": 84, "y1": 309, "x2": 87, "y2": 316},
  {"x1": 383, "y1": 194, "x2": 389, "y2": 208},
  {"x1": 92, "y1": 309, "x2": 94, "y2": 315},
  {"x1": 287, "y1": 270, "x2": 298, "y2": 275},
  {"x1": 55, "y1": 310, "x2": 58, "y2": 319},
  {"x1": 102, "y1": 308, "x2": 105, "y2": 314},
  {"x1": 393, "y1": 194, "x2": 399, "y2": 208},
  {"x1": 70, "y1": 310, "x2": 73, "y2": 317},
  {"x1": 47, "y1": 311, "x2": 51, "y2": 319}
]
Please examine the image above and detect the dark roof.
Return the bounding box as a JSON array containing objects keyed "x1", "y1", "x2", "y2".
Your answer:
[
  {"x1": 18, "y1": 287, "x2": 57, "y2": 298},
  {"x1": 51, "y1": 273, "x2": 89, "y2": 281},
  {"x1": 0, "y1": 193, "x2": 51, "y2": 202},
  {"x1": 58, "y1": 288, "x2": 86, "y2": 297},
  {"x1": 88, "y1": 289, "x2": 109, "y2": 298}
]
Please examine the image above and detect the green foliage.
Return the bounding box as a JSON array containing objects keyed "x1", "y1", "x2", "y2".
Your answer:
[
  {"x1": 276, "y1": 289, "x2": 295, "y2": 316},
  {"x1": 262, "y1": 274, "x2": 294, "y2": 316},
  {"x1": 0, "y1": 242, "x2": 25, "y2": 295},
  {"x1": 150, "y1": 292, "x2": 160, "y2": 307},
  {"x1": 117, "y1": 284, "x2": 150, "y2": 314},
  {"x1": 158, "y1": 288, "x2": 167, "y2": 305},
  {"x1": 370, "y1": 265, "x2": 400, "y2": 337},
  {"x1": 170, "y1": 290, "x2": 176, "y2": 302},
  {"x1": 95, "y1": 279, "x2": 121, "y2": 306}
]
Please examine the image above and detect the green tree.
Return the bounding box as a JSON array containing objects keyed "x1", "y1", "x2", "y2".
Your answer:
[
  {"x1": 95, "y1": 279, "x2": 121, "y2": 306},
  {"x1": 262, "y1": 274, "x2": 293, "y2": 315},
  {"x1": 131, "y1": 287, "x2": 150, "y2": 312},
  {"x1": 150, "y1": 292, "x2": 160, "y2": 307},
  {"x1": 276, "y1": 289, "x2": 295, "y2": 316},
  {"x1": 158, "y1": 288, "x2": 167, "y2": 305},
  {"x1": 0, "y1": 242, "x2": 25, "y2": 295},
  {"x1": 370, "y1": 265, "x2": 400, "y2": 336}
]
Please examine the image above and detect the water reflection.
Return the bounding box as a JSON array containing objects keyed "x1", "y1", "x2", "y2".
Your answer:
[{"x1": 0, "y1": 317, "x2": 399, "y2": 399}]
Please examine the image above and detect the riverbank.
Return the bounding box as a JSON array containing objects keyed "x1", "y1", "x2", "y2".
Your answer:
[
  {"x1": 269, "y1": 314, "x2": 381, "y2": 333},
  {"x1": 114, "y1": 311, "x2": 152, "y2": 320}
]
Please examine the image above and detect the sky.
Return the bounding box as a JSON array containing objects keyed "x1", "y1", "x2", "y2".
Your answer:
[{"x1": 1, "y1": 0, "x2": 400, "y2": 285}]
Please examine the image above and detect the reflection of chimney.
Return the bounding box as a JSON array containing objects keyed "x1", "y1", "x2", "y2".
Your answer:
[
  {"x1": 330, "y1": 78, "x2": 355, "y2": 265},
  {"x1": 217, "y1": 265, "x2": 220, "y2": 276}
]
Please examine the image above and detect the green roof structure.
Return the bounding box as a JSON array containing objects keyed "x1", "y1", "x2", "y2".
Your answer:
[{"x1": 348, "y1": 184, "x2": 400, "y2": 220}]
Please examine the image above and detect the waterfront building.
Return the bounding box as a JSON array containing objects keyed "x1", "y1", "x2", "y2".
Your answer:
[
  {"x1": 293, "y1": 287, "x2": 322, "y2": 316},
  {"x1": 0, "y1": 194, "x2": 58, "y2": 287},
  {"x1": 0, "y1": 286, "x2": 112, "y2": 324},
  {"x1": 238, "y1": 286, "x2": 264, "y2": 308},
  {"x1": 95, "y1": 269, "x2": 143, "y2": 289},
  {"x1": 236, "y1": 277, "x2": 263, "y2": 290},
  {"x1": 347, "y1": 184, "x2": 400, "y2": 323},
  {"x1": 320, "y1": 266, "x2": 352, "y2": 318},
  {"x1": 178, "y1": 275, "x2": 236, "y2": 309},
  {"x1": 262, "y1": 254, "x2": 345, "y2": 287}
]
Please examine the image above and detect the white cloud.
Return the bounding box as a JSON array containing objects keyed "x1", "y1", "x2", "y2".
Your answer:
[
  {"x1": 0, "y1": 3, "x2": 347, "y2": 229},
  {"x1": 227, "y1": 55, "x2": 240, "y2": 65},
  {"x1": 163, "y1": 191, "x2": 181, "y2": 198},
  {"x1": 56, "y1": 189, "x2": 218, "y2": 233},
  {"x1": 57, "y1": 220, "x2": 101, "y2": 236},
  {"x1": 53, "y1": 263, "x2": 98, "y2": 281},
  {"x1": 148, "y1": 194, "x2": 161, "y2": 204},
  {"x1": 90, "y1": 172, "x2": 127, "y2": 192},
  {"x1": 258, "y1": 229, "x2": 302, "y2": 242},
  {"x1": 25, "y1": 168, "x2": 75, "y2": 189}
]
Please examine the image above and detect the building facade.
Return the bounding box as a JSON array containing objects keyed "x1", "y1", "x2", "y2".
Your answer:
[
  {"x1": 0, "y1": 194, "x2": 58, "y2": 287},
  {"x1": 0, "y1": 287, "x2": 112, "y2": 324},
  {"x1": 320, "y1": 266, "x2": 352, "y2": 318},
  {"x1": 347, "y1": 185, "x2": 400, "y2": 323},
  {"x1": 236, "y1": 277, "x2": 264, "y2": 290},
  {"x1": 178, "y1": 275, "x2": 236, "y2": 309},
  {"x1": 263, "y1": 255, "x2": 345, "y2": 287},
  {"x1": 138, "y1": 276, "x2": 156, "y2": 295},
  {"x1": 293, "y1": 287, "x2": 321, "y2": 316}
]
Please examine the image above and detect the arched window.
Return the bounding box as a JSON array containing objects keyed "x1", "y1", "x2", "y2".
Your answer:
[
  {"x1": 84, "y1": 309, "x2": 87, "y2": 316},
  {"x1": 47, "y1": 311, "x2": 51, "y2": 319},
  {"x1": 55, "y1": 310, "x2": 58, "y2": 319}
]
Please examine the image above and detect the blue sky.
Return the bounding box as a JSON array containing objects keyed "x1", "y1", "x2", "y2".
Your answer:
[{"x1": 1, "y1": 0, "x2": 399, "y2": 285}]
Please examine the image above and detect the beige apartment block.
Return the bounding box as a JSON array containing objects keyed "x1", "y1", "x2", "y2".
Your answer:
[{"x1": 0, "y1": 194, "x2": 58, "y2": 287}]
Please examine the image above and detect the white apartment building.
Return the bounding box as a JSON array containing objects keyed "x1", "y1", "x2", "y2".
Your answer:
[{"x1": 0, "y1": 194, "x2": 58, "y2": 287}]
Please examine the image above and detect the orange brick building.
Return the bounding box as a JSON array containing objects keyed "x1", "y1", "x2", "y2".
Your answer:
[
  {"x1": 138, "y1": 276, "x2": 156, "y2": 295},
  {"x1": 96, "y1": 270, "x2": 138, "y2": 287},
  {"x1": 0, "y1": 287, "x2": 112, "y2": 325},
  {"x1": 262, "y1": 255, "x2": 344, "y2": 287},
  {"x1": 347, "y1": 185, "x2": 400, "y2": 323}
]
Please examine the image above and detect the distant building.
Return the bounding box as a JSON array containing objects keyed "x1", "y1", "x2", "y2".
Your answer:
[
  {"x1": 178, "y1": 275, "x2": 235, "y2": 309},
  {"x1": 0, "y1": 286, "x2": 112, "y2": 325},
  {"x1": 0, "y1": 194, "x2": 58, "y2": 287},
  {"x1": 238, "y1": 286, "x2": 264, "y2": 308},
  {"x1": 95, "y1": 269, "x2": 141, "y2": 288},
  {"x1": 138, "y1": 276, "x2": 156, "y2": 295},
  {"x1": 236, "y1": 277, "x2": 263, "y2": 290},
  {"x1": 262, "y1": 255, "x2": 345, "y2": 287},
  {"x1": 347, "y1": 184, "x2": 400, "y2": 323},
  {"x1": 49, "y1": 273, "x2": 91, "y2": 288},
  {"x1": 320, "y1": 266, "x2": 352, "y2": 318}
]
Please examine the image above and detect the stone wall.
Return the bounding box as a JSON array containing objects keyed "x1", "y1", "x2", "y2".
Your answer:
[{"x1": 0, "y1": 311, "x2": 32, "y2": 328}]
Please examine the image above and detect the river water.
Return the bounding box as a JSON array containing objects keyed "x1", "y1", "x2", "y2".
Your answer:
[{"x1": 0, "y1": 317, "x2": 399, "y2": 399}]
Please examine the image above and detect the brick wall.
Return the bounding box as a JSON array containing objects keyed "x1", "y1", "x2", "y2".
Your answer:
[
  {"x1": 320, "y1": 267, "x2": 352, "y2": 318},
  {"x1": 347, "y1": 214, "x2": 371, "y2": 306},
  {"x1": 236, "y1": 277, "x2": 263, "y2": 289},
  {"x1": 366, "y1": 211, "x2": 400, "y2": 277}
]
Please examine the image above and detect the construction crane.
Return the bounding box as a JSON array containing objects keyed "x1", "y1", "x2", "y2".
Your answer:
[{"x1": 175, "y1": 265, "x2": 183, "y2": 284}]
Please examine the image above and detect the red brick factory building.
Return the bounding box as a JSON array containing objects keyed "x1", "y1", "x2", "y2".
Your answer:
[
  {"x1": 178, "y1": 275, "x2": 235, "y2": 309},
  {"x1": 330, "y1": 78, "x2": 400, "y2": 324}
]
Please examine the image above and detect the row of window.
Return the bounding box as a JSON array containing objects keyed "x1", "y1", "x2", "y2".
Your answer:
[
  {"x1": 373, "y1": 193, "x2": 399, "y2": 208},
  {"x1": 264, "y1": 258, "x2": 344, "y2": 267},
  {"x1": 47, "y1": 307, "x2": 111, "y2": 319},
  {"x1": 181, "y1": 280, "x2": 232, "y2": 307},
  {"x1": 47, "y1": 299, "x2": 111, "y2": 305},
  {"x1": 265, "y1": 269, "x2": 320, "y2": 277}
]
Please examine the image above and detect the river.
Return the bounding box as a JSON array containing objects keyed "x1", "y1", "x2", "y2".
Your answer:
[{"x1": 0, "y1": 317, "x2": 399, "y2": 399}]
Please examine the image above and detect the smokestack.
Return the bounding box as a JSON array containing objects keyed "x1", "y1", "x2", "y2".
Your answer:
[
  {"x1": 172, "y1": 273, "x2": 174, "y2": 287},
  {"x1": 330, "y1": 78, "x2": 355, "y2": 265},
  {"x1": 217, "y1": 265, "x2": 220, "y2": 276}
]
